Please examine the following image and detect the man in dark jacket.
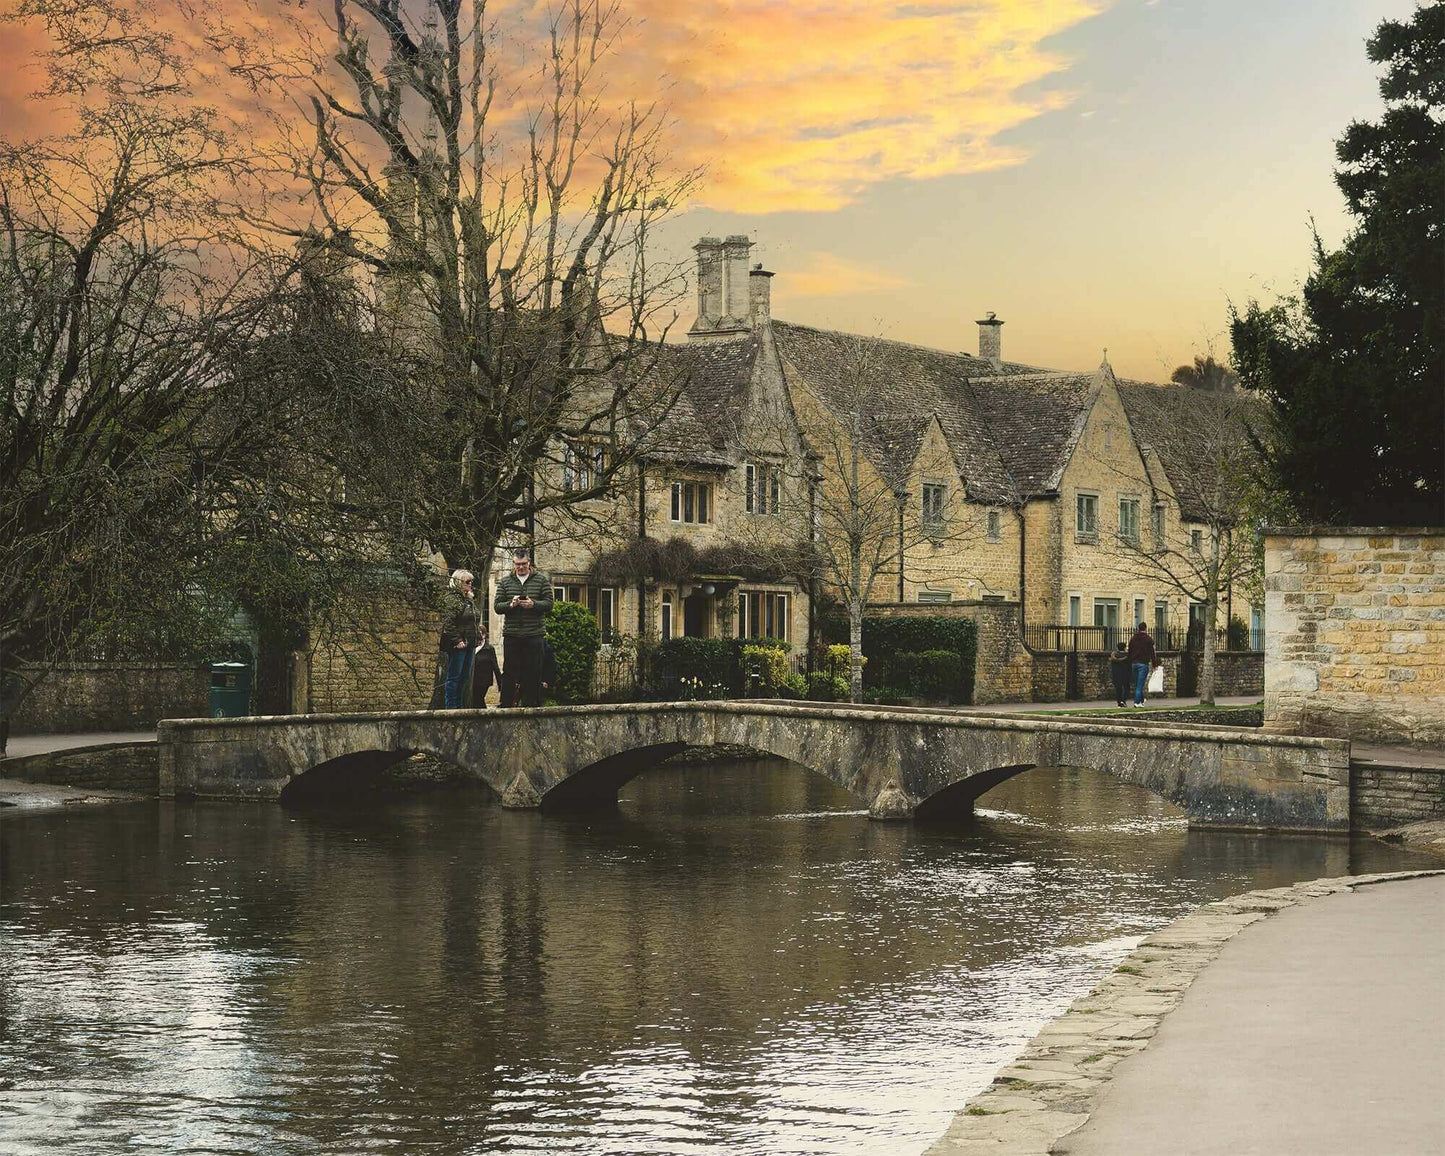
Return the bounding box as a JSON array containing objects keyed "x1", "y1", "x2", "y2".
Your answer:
[
  {"x1": 494, "y1": 548, "x2": 553, "y2": 707},
  {"x1": 439, "y1": 569, "x2": 480, "y2": 709},
  {"x1": 1126, "y1": 622, "x2": 1159, "y2": 707}
]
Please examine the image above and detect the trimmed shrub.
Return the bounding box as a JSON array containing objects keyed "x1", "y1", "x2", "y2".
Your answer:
[
  {"x1": 780, "y1": 671, "x2": 808, "y2": 699},
  {"x1": 821, "y1": 614, "x2": 977, "y2": 703},
  {"x1": 645, "y1": 637, "x2": 731, "y2": 700},
  {"x1": 741, "y1": 644, "x2": 790, "y2": 697},
  {"x1": 546, "y1": 600, "x2": 600, "y2": 704},
  {"x1": 864, "y1": 686, "x2": 911, "y2": 706},
  {"x1": 806, "y1": 671, "x2": 849, "y2": 702}
]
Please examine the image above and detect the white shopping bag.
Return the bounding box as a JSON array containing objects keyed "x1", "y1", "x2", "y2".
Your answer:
[{"x1": 1146, "y1": 665, "x2": 1164, "y2": 695}]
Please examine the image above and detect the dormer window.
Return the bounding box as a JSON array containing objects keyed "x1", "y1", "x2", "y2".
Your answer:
[{"x1": 922, "y1": 483, "x2": 946, "y2": 532}]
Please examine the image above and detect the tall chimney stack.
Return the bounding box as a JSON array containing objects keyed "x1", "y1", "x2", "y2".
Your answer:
[
  {"x1": 689, "y1": 234, "x2": 756, "y2": 341},
  {"x1": 976, "y1": 312, "x2": 1004, "y2": 368},
  {"x1": 749, "y1": 262, "x2": 773, "y2": 326}
]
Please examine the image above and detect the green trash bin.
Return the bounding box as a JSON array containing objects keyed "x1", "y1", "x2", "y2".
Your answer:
[{"x1": 209, "y1": 661, "x2": 252, "y2": 718}]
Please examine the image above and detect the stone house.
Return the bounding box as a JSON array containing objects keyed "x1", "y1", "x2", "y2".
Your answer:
[{"x1": 486, "y1": 233, "x2": 1262, "y2": 683}]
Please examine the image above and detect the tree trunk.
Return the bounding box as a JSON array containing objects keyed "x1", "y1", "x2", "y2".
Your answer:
[
  {"x1": 1200, "y1": 533, "x2": 1221, "y2": 707},
  {"x1": 848, "y1": 602, "x2": 864, "y2": 704}
]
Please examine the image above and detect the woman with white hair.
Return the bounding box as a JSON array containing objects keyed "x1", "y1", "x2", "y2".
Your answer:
[{"x1": 439, "y1": 569, "x2": 480, "y2": 709}]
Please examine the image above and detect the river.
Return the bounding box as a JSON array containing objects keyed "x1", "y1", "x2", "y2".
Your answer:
[{"x1": 0, "y1": 757, "x2": 1429, "y2": 1154}]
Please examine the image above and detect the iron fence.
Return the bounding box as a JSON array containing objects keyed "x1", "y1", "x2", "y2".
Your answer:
[{"x1": 1022, "y1": 623, "x2": 1260, "y2": 653}]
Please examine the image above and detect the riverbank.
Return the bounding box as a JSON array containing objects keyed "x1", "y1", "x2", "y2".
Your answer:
[{"x1": 927, "y1": 868, "x2": 1445, "y2": 1155}]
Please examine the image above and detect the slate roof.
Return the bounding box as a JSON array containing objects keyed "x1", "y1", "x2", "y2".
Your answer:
[
  {"x1": 771, "y1": 321, "x2": 1021, "y2": 504},
  {"x1": 640, "y1": 334, "x2": 762, "y2": 468},
  {"x1": 637, "y1": 319, "x2": 1258, "y2": 514},
  {"x1": 1118, "y1": 383, "x2": 1264, "y2": 522}
]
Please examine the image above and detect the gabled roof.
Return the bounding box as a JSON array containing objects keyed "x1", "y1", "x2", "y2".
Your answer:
[
  {"x1": 641, "y1": 334, "x2": 762, "y2": 467},
  {"x1": 967, "y1": 372, "x2": 1097, "y2": 497},
  {"x1": 1118, "y1": 383, "x2": 1264, "y2": 523},
  {"x1": 771, "y1": 321, "x2": 1020, "y2": 504}
]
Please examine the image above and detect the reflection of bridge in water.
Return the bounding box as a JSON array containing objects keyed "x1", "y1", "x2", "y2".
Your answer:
[{"x1": 158, "y1": 703, "x2": 1352, "y2": 833}]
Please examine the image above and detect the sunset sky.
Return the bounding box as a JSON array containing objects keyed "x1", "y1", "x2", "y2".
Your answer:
[{"x1": 0, "y1": 0, "x2": 1417, "y2": 381}]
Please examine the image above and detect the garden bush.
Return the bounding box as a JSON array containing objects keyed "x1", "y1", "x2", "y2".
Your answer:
[
  {"x1": 545, "y1": 600, "x2": 600, "y2": 704},
  {"x1": 806, "y1": 671, "x2": 849, "y2": 702},
  {"x1": 740, "y1": 644, "x2": 790, "y2": 696},
  {"x1": 780, "y1": 672, "x2": 808, "y2": 699},
  {"x1": 820, "y1": 614, "x2": 977, "y2": 703}
]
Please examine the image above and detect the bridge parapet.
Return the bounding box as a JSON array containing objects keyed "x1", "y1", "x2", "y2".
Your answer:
[{"x1": 156, "y1": 702, "x2": 1351, "y2": 832}]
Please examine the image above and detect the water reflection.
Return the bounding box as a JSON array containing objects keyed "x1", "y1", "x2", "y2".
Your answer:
[{"x1": 0, "y1": 760, "x2": 1428, "y2": 1155}]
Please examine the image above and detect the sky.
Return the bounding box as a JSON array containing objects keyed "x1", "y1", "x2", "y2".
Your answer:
[{"x1": 0, "y1": 0, "x2": 1419, "y2": 381}]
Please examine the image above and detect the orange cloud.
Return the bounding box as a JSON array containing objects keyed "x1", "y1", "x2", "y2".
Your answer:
[
  {"x1": 785, "y1": 251, "x2": 912, "y2": 297},
  {"x1": 0, "y1": 0, "x2": 1109, "y2": 217},
  {"x1": 614, "y1": 0, "x2": 1110, "y2": 212}
]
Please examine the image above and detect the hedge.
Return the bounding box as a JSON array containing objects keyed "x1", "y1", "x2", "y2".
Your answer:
[
  {"x1": 820, "y1": 614, "x2": 977, "y2": 704},
  {"x1": 643, "y1": 635, "x2": 791, "y2": 700}
]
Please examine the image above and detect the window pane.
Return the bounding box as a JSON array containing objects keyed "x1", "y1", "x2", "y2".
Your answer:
[
  {"x1": 671, "y1": 483, "x2": 681, "y2": 520},
  {"x1": 745, "y1": 465, "x2": 755, "y2": 513},
  {"x1": 769, "y1": 470, "x2": 780, "y2": 514}
]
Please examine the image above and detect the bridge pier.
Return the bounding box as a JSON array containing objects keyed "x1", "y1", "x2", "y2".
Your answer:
[{"x1": 869, "y1": 783, "x2": 918, "y2": 821}]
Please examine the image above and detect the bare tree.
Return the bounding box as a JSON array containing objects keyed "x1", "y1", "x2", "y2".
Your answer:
[
  {"x1": 233, "y1": 0, "x2": 698, "y2": 580},
  {"x1": 0, "y1": 3, "x2": 287, "y2": 735},
  {"x1": 1100, "y1": 387, "x2": 1265, "y2": 705}
]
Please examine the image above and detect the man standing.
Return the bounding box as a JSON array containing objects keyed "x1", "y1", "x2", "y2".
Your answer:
[
  {"x1": 494, "y1": 547, "x2": 553, "y2": 707},
  {"x1": 1126, "y1": 621, "x2": 1159, "y2": 707}
]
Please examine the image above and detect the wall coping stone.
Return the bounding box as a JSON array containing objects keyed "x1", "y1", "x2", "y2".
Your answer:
[
  {"x1": 1262, "y1": 525, "x2": 1444, "y2": 537},
  {"x1": 156, "y1": 700, "x2": 1349, "y2": 755}
]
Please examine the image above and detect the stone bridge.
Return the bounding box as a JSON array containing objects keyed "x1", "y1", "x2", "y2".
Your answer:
[{"x1": 157, "y1": 702, "x2": 1353, "y2": 833}]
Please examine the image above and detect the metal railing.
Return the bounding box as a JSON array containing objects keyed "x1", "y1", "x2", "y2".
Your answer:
[{"x1": 1023, "y1": 623, "x2": 1261, "y2": 653}]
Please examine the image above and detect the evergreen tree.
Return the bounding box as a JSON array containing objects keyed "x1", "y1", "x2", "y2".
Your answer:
[{"x1": 1231, "y1": 1, "x2": 1444, "y2": 525}]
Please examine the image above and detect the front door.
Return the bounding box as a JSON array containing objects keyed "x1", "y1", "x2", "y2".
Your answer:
[{"x1": 683, "y1": 592, "x2": 710, "y2": 637}]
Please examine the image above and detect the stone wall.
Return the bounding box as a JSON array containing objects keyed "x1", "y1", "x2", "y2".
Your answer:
[
  {"x1": 3, "y1": 741, "x2": 159, "y2": 792},
  {"x1": 1351, "y1": 765, "x2": 1445, "y2": 830},
  {"x1": 1264, "y1": 527, "x2": 1445, "y2": 745},
  {"x1": 1030, "y1": 651, "x2": 1181, "y2": 703},
  {"x1": 308, "y1": 592, "x2": 439, "y2": 713},
  {"x1": 11, "y1": 663, "x2": 210, "y2": 734}
]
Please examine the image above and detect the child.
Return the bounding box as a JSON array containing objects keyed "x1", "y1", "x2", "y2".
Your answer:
[{"x1": 1109, "y1": 641, "x2": 1131, "y2": 708}]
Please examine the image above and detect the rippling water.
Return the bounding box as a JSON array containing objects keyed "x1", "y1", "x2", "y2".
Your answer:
[{"x1": 0, "y1": 759, "x2": 1428, "y2": 1154}]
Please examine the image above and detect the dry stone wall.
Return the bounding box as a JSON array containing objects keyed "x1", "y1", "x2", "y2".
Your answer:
[
  {"x1": 1264, "y1": 528, "x2": 1444, "y2": 745},
  {"x1": 11, "y1": 663, "x2": 210, "y2": 734}
]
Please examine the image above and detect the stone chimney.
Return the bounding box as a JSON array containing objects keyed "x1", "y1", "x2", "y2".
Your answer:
[
  {"x1": 749, "y1": 262, "x2": 774, "y2": 326},
  {"x1": 977, "y1": 312, "x2": 1004, "y2": 368},
  {"x1": 689, "y1": 234, "x2": 754, "y2": 341}
]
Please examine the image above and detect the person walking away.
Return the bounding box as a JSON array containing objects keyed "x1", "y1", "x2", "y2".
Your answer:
[
  {"x1": 1126, "y1": 621, "x2": 1159, "y2": 707},
  {"x1": 1109, "y1": 641, "x2": 1131, "y2": 708},
  {"x1": 494, "y1": 548, "x2": 553, "y2": 707},
  {"x1": 470, "y1": 626, "x2": 502, "y2": 708},
  {"x1": 440, "y1": 569, "x2": 480, "y2": 709}
]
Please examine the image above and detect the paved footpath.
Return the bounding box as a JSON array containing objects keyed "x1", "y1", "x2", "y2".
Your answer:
[
  {"x1": 930, "y1": 872, "x2": 1445, "y2": 1156},
  {"x1": 3, "y1": 730, "x2": 156, "y2": 759}
]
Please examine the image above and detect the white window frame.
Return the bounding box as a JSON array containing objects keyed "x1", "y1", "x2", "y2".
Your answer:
[
  {"x1": 1076, "y1": 492, "x2": 1098, "y2": 540},
  {"x1": 1118, "y1": 496, "x2": 1140, "y2": 544},
  {"x1": 1068, "y1": 593, "x2": 1083, "y2": 627},
  {"x1": 744, "y1": 463, "x2": 781, "y2": 516},
  {"x1": 660, "y1": 591, "x2": 673, "y2": 641},
  {"x1": 1151, "y1": 502, "x2": 1166, "y2": 548},
  {"x1": 917, "y1": 589, "x2": 952, "y2": 604},
  {"x1": 922, "y1": 482, "x2": 947, "y2": 531},
  {"x1": 671, "y1": 480, "x2": 712, "y2": 525},
  {"x1": 738, "y1": 589, "x2": 791, "y2": 641}
]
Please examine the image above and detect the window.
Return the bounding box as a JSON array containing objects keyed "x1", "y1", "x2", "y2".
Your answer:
[
  {"x1": 660, "y1": 592, "x2": 673, "y2": 641},
  {"x1": 738, "y1": 591, "x2": 790, "y2": 640},
  {"x1": 563, "y1": 439, "x2": 610, "y2": 491},
  {"x1": 1068, "y1": 594, "x2": 1082, "y2": 626},
  {"x1": 1093, "y1": 598, "x2": 1121, "y2": 647},
  {"x1": 981, "y1": 593, "x2": 1007, "y2": 603},
  {"x1": 1118, "y1": 497, "x2": 1140, "y2": 544},
  {"x1": 553, "y1": 584, "x2": 618, "y2": 638},
  {"x1": 918, "y1": 589, "x2": 952, "y2": 604},
  {"x1": 745, "y1": 463, "x2": 781, "y2": 515},
  {"x1": 1155, "y1": 600, "x2": 1170, "y2": 642},
  {"x1": 1133, "y1": 598, "x2": 1145, "y2": 628},
  {"x1": 1190, "y1": 528, "x2": 1203, "y2": 553},
  {"x1": 986, "y1": 509, "x2": 1001, "y2": 542},
  {"x1": 922, "y1": 483, "x2": 947, "y2": 531},
  {"x1": 1250, "y1": 607, "x2": 1263, "y2": 651},
  {"x1": 1076, "y1": 493, "x2": 1098, "y2": 539},
  {"x1": 1152, "y1": 503, "x2": 1166, "y2": 547},
  {"x1": 671, "y1": 481, "x2": 712, "y2": 524}
]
